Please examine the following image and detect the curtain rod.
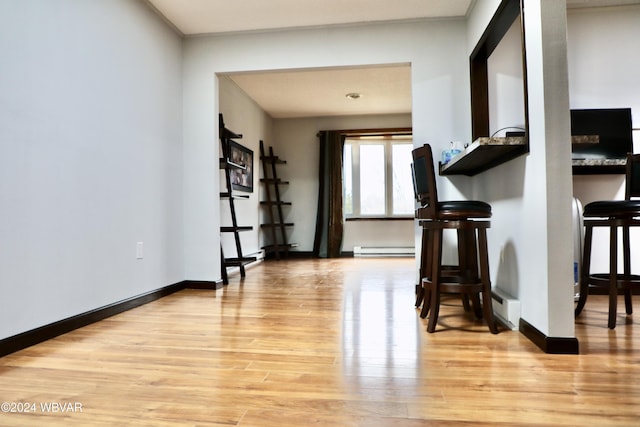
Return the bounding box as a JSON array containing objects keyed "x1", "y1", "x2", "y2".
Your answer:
[{"x1": 317, "y1": 127, "x2": 413, "y2": 138}]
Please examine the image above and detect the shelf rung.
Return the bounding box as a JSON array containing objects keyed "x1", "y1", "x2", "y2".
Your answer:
[
  {"x1": 260, "y1": 201, "x2": 292, "y2": 206},
  {"x1": 220, "y1": 192, "x2": 250, "y2": 199},
  {"x1": 220, "y1": 159, "x2": 247, "y2": 170},
  {"x1": 260, "y1": 179, "x2": 289, "y2": 185},
  {"x1": 223, "y1": 256, "x2": 257, "y2": 266},
  {"x1": 260, "y1": 156, "x2": 286, "y2": 164},
  {"x1": 261, "y1": 223, "x2": 294, "y2": 228},
  {"x1": 220, "y1": 128, "x2": 242, "y2": 139},
  {"x1": 221, "y1": 226, "x2": 253, "y2": 232},
  {"x1": 262, "y1": 243, "x2": 297, "y2": 250}
]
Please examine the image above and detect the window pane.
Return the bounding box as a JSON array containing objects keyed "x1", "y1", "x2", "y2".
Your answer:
[
  {"x1": 359, "y1": 144, "x2": 385, "y2": 215},
  {"x1": 343, "y1": 144, "x2": 353, "y2": 215},
  {"x1": 392, "y1": 144, "x2": 414, "y2": 215}
]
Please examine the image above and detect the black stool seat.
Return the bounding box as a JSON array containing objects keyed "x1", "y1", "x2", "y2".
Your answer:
[
  {"x1": 417, "y1": 201, "x2": 491, "y2": 221},
  {"x1": 437, "y1": 201, "x2": 492, "y2": 220},
  {"x1": 584, "y1": 200, "x2": 640, "y2": 217}
]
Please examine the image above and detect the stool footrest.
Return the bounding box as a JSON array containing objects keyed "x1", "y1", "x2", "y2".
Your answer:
[
  {"x1": 423, "y1": 277, "x2": 483, "y2": 294},
  {"x1": 589, "y1": 273, "x2": 640, "y2": 287}
]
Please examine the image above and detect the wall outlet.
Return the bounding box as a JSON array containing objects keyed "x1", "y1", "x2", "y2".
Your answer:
[{"x1": 136, "y1": 242, "x2": 144, "y2": 259}]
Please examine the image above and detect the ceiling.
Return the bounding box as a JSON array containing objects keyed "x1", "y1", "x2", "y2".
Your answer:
[
  {"x1": 219, "y1": 65, "x2": 412, "y2": 119},
  {"x1": 146, "y1": 0, "x2": 640, "y2": 119},
  {"x1": 147, "y1": 0, "x2": 474, "y2": 35},
  {"x1": 144, "y1": 0, "x2": 474, "y2": 118}
]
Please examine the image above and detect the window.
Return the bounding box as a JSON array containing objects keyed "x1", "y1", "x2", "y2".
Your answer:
[{"x1": 343, "y1": 136, "x2": 414, "y2": 219}]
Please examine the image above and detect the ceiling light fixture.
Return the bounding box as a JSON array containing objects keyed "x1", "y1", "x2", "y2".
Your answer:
[{"x1": 345, "y1": 92, "x2": 362, "y2": 100}]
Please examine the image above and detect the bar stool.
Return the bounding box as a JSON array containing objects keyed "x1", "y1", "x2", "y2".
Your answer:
[
  {"x1": 411, "y1": 144, "x2": 498, "y2": 333},
  {"x1": 575, "y1": 153, "x2": 640, "y2": 329}
]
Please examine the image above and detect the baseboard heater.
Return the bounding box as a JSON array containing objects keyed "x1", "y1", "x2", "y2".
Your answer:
[
  {"x1": 353, "y1": 246, "x2": 415, "y2": 257},
  {"x1": 491, "y1": 288, "x2": 520, "y2": 330}
]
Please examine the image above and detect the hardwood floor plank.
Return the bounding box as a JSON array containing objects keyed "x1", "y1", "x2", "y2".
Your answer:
[{"x1": 1, "y1": 258, "x2": 640, "y2": 425}]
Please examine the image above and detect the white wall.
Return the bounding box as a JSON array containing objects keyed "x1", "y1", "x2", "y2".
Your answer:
[
  {"x1": 488, "y1": 20, "x2": 526, "y2": 136},
  {"x1": 272, "y1": 114, "x2": 413, "y2": 252},
  {"x1": 218, "y1": 83, "x2": 414, "y2": 255},
  {"x1": 218, "y1": 76, "x2": 272, "y2": 259},
  {"x1": 567, "y1": 5, "x2": 640, "y2": 120},
  {"x1": 467, "y1": 0, "x2": 575, "y2": 338},
  {"x1": 465, "y1": 1, "x2": 640, "y2": 339},
  {"x1": 183, "y1": 19, "x2": 471, "y2": 280},
  {"x1": 3, "y1": 0, "x2": 629, "y2": 346},
  {"x1": 569, "y1": 5, "x2": 640, "y2": 275},
  {"x1": 0, "y1": 0, "x2": 183, "y2": 340}
]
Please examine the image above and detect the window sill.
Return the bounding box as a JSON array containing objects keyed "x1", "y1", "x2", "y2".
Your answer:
[{"x1": 345, "y1": 217, "x2": 413, "y2": 221}]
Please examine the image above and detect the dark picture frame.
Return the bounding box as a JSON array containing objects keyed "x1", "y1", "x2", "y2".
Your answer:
[{"x1": 227, "y1": 140, "x2": 254, "y2": 192}]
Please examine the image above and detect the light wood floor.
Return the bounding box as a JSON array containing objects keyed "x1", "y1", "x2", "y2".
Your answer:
[{"x1": 1, "y1": 257, "x2": 640, "y2": 426}]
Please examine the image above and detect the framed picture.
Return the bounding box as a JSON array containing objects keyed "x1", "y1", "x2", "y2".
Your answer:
[{"x1": 227, "y1": 140, "x2": 254, "y2": 192}]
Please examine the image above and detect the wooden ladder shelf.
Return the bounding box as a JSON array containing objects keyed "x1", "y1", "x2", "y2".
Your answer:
[
  {"x1": 219, "y1": 114, "x2": 256, "y2": 284},
  {"x1": 259, "y1": 141, "x2": 296, "y2": 259}
]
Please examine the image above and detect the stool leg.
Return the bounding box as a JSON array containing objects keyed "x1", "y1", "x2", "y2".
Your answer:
[
  {"x1": 459, "y1": 228, "x2": 479, "y2": 280},
  {"x1": 469, "y1": 293, "x2": 483, "y2": 319},
  {"x1": 458, "y1": 229, "x2": 480, "y2": 315},
  {"x1": 415, "y1": 226, "x2": 429, "y2": 308},
  {"x1": 426, "y1": 228, "x2": 443, "y2": 332},
  {"x1": 608, "y1": 224, "x2": 618, "y2": 329},
  {"x1": 420, "y1": 227, "x2": 439, "y2": 320},
  {"x1": 623, "y1": 225, "x2": 633, "y2": 315},
  {"x1": 419, "y1": 228, "x2": 434, "y2": 318},
  {"x1": 478, "y1": 228, "x2": 498, "y2": 334},
  {"x1": 461, "y1": 294, "x2": 472, "y2": 312},
  {"x1": 462, "y1": 228, "x2": 482, "y2": 318},
  {"x1": 575, "y1": 223, "x2": 593, "y2": 316},
  {"x1": 420, "y1": 278, "x2": 432, "y2": 319},
  {"x1": 458, "y1": 228, "x2": 471, "y2": 313}
]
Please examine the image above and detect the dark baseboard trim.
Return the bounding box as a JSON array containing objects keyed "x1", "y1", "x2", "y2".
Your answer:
[
  {"x1": 264, "y1": 251, "x2": 315, "y2": 260},
  {"x1": 184, "y1": 280, "x2": 225, "y2": 290},
  {"x1": 0, "y1": 282, "x2": 186, "y2": 358},
  {"x1": 519, "y1": 318, "x2": 580, "y2": 354}
]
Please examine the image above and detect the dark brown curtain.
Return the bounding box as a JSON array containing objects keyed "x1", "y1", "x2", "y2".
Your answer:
[{"x1": 313, "y1": 131, "x2": 344, "y2": 258}]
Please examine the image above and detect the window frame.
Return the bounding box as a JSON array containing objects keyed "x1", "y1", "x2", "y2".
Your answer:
[{"x1": 343, "y1": 134, "x2": 414, "y2": 220}]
